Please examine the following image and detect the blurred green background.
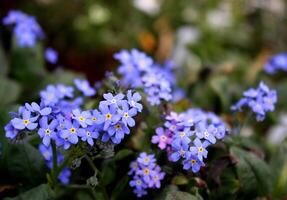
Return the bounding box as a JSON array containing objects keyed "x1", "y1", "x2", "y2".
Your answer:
[{"x1": 1, "y1": 0, "x2": 287, "y2": 199}]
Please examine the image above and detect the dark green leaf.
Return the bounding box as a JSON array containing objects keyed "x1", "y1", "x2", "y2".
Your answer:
[
  {"x1": 111, "y1": 176, "x2": 129, "y2": 200},
  {"x1": 4, "y1": 184, "x2": 54, "y2": 200},
  {"x1": 230, "y1": 146, "x2": 272, "y2": 197},
  {"x1": 0, "y1": 77, "x2": 21, "y2": 106},
  {"x1": 156, "y1": 185, "x2": 202, "y2": 200},
  {"x1": 114, "y1": 149, "x2": 133, "y2": 161},
  {"x1": 100, "y1": 159, "x2": 115, "y2": 186}
]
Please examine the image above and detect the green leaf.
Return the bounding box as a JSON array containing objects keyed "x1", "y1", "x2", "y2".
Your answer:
[
  {"x1": 111, "y1": 176, "x2": 129, "y2": 200},
  {"x1": 230, "y1": 146, "x2": 272, "y2": 197},
  {"x1": 1, "y1": 142, "x2": 46, "y2": 184},
  {"x1": 171, "y1": 175, "x2": 189, "y2": 185},
  {"x1": 100, "y1": 159, "x2": 116, "y2": 186},
  {"x1": 4, "y1": 184, "x2": 54, "y2": 200},
  {"x1": 114, "y1": 149, "x2": 133, "y2": 161},
  {"x1": 0, "y1": 77, "x2": 21, "y2": 106},
  {"x1": 0, "y1": 39, "x2": 8, "y2": 76},
  {"x1": 156, "y1": 185, "x2": 201, "y2": 200}
]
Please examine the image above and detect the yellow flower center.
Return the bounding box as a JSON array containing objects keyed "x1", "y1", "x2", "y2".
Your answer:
[
  {"x1": 79, "y1": 116, "x2": 85, "y2": 121},
  {"x1": 92, "y1": 117, "x2": 97, "y2": 121},
  {"x1": 144, "y1": 158, "x2": 150, "y2": 163},
  {"x1": 115, "y1": 124, "x2": 121, "y2": 129},
  {"x1": 23, "y1": 119, "x2": 30, "y2": 125},
  {"x1": 191, "y1": 159, "x2": 197, "y2": 165},
  {"x1": 124, "y1": 113, "x2": 129, "y2": 118},
  {"x1": 180, "y1": 149, "x2": 185, "y2": 155},
  {"x1": 70, "y1": 127, "x2": 76, "y2": 134},
  {"x1": 106, "y1": 113, "x2": 112, "y2": 120},
  {"x1": 198, "y1": 147, "x2": 204, "y2": 153},
  {"x1": 179, "y1": 131, "x2": 186, "y2": 138},
  {"x1": 143, "y1": 168, "x2": 150, "y2": 175}
]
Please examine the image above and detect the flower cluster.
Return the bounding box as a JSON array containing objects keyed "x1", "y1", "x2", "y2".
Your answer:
[
  {"x1": 114, "y1": 49, "x2": 173, "y2": 105},
  {"x1": 231, "y1": 82, "x2": 277, "y2": 121},
  {"x1": 152, "y1": 109, "x2": 228, "y2": 173},
  {"x1": 39, "y1": 144, "x2": 71, "y2": 184},
  {"x1": 128, "y1": 153, "x2": 165, "y2": 197},
  {"x1": 5, "y1": 79, "x2": 142, "y2": 148},
  {"x1": 3, "y1": 10, "x2": 44, "y2": 47},
  {"x1": 264, "y1": 53, "x2": 287, "y2": 74},
  {"x1": 45, "y1": 48, "x2": 58, "y2": 64}
]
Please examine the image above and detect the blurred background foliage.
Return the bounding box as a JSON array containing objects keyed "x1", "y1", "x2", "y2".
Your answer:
[{"x1": 1, "y1": 0, "x2": 287, "y2": 199}]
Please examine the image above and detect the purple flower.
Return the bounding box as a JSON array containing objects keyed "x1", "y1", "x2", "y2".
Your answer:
[
  {"x1": 137, "y1": 152, "x2": 156, "y2": 166},
  {"x1": 127, "y1": 90, "x2": 143, "y2": 112},
  {"x1": 78, "y1": 126, "x2": 99, "y2": 146},
  {"x1": 11, "y1": 109, "x2": 38, "y2": 130},
  {"x1": 38, "y1": 116, "x2": 58, "y2": 146},
  {"x1": 105, "y1": 122, "x2": 130, "y2": 144},
  {"x1": 39, "y1": 144, "x2": 53, "y2": 161},
  {"x1": 129, "y1": 152, "x2": 165, "y2": 197},
  {"x1": 74, "y1": 79, "x2": 96, "y2": 97},
  {"x1": 72, "y1": 109, "x2": 93, "y2": 128},
  {"x1": 45, "y1": 48, "x2": 58, "y2": 64},
  {"x1": 151, "y1": 127, "x2": 171, "y2": 150}
]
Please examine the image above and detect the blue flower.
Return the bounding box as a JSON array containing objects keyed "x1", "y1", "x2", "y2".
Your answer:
[
  {"x1": 38, "y1": 116, "x2": 58, "y2": 146},
  {"x1": 78, "y1": 126, "x2": 99, "y2": 146},
  {"x1": 231, "y1": 81, "x2": 277, "y2": 121},
  {"x1": 60, "y1": 120, "x2": 84, "y2": 144},
  {"x1": 56, "y1": 84, "x2": 74, "y2": 98},
  {"x1": 74, "y1": 79, "x2": 96, "y2": 96},
  {"x1": 40, "y1": 85, "x2": 60, "y2": 106},
  {"x1": 98, "y1": 104, "x2": 119, "y2": 130},
  {"x1": 4, "y1": 122, "x2": 19, "y2": 139},
  {"x1": 3, "y1": 10, "x2": 43, "y2": 47},
  {"x1": 170, "y1": 143, "x2": 189, "y2": 162},
  {"x1": 182, "y1": 152, "x2": 205, "y2": 173},
  {"x1": 127, "y1": 90, "x2": 143, "y2": 112},
  {"x1": 171, "y1": 128, "x2": 193, "y2": 149},
  {"x1": 91, "y1": 109, "x2": 105, "y2": 125},
  {"x1": 25, "y1": 102, "x2": 52, "y2": 116},
  {"x1": 104, "y1": 122, "x2": 130, "y2": 144},
  {"x1": 45, "y1": 48, "x2": 58, "y2": 64},
  {"x1": 118, "y1": 103, "x2": 137, "y2": 127},
  {"x1": 39, "y1": 144, "x2": 53, "y2": 161},
  {"x1": 195, "y1": 123, "x2": 216, "y2": 144},
  {"x1": 58, "y1": 168, "x2": 71, "y2": 184},
  {"x1": 11, "y1": 109, "x2": 38, "y2": 130},
  {"x1": 264, "y1": 53, "x2": 287, "y2": 74},
  {"x1": 72, "y1": 109, "x2": 93, "y2": 128},
  {"x1": 129, "y1": 152, "x2": 165, "y2": 197},
  {"x1": 190, "y1": 138, "x2": 209, "y2": 160},
  {"x1": 100, "y1": 92, "x2": 125, "y2": 108}
]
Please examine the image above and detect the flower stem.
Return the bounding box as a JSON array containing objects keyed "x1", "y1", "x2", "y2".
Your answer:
[{"x1": 50, "y1": 141, "x2": 58, "y2": 188}]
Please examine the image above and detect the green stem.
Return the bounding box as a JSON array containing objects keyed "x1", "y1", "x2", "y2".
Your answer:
[{"x1": 85, "y1": 155, "x2": 99, "y2": 174}]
